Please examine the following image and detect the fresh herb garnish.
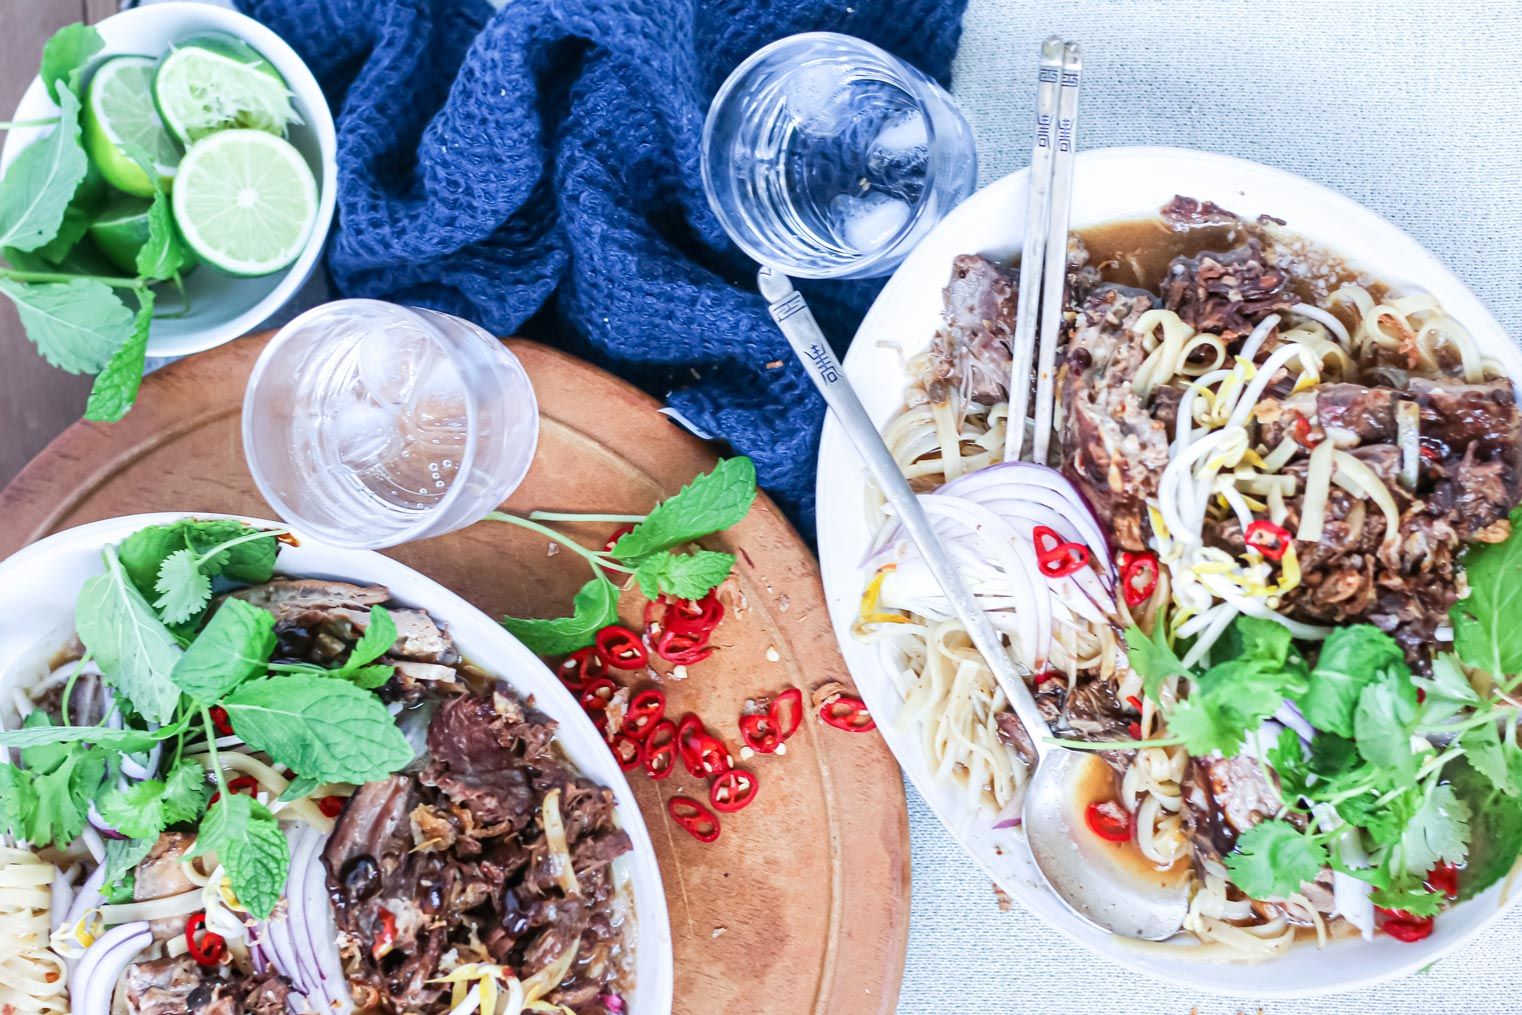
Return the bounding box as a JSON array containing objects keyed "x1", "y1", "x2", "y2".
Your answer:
[
  {"x1": 96, "y1": 760, "x2": 209, "y2": 839},
  {"x1": 221, "y1": 675, "x2": 413, "y2": 784},
  {"x1": 190, "y1": 791, "x2": 288, "y2": 920},
  {"x1": 75, "y1": 546, "x2": 184, "y2": 724},
  {"x1": 489, "y1": 457, "x2": 757, "y2": 655},
  {"x1": 1451, "y1": 506, "x2": 1522, "y2": 683}
]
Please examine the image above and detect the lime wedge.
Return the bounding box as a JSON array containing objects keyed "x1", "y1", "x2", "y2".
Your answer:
[
  {"x1": 83, "y1": 55, "x2": 181, "y2": 197},
  {"x1": 87, "y1": 194, "x2": 199, "y2": 275},
  {"x1": 171, "y1": 129, "x2": 317, "y2": 277},
  {"x1": 153, "y1": 33, "x2": 299, "y2": 146}
]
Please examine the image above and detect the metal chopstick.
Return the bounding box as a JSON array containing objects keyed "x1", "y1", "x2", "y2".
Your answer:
[
  {"x1": 1003, "y1": 37, "x2": 1065, "y2": 464},
  {"x1": 1030, "y1": 42, "x2": 1083, "y2": 466}
]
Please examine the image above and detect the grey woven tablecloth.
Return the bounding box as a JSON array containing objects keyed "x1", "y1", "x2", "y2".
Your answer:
[{"x1": 898, "y1": 1, "x2": 1522, "y2": 1012}]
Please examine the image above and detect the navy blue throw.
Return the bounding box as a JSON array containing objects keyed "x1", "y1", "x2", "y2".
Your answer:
[{"x1": 237, "y1": 0, "x2": 969, "y2": 529}]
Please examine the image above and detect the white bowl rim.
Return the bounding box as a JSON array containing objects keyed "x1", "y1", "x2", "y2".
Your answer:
[
  {"x1": 815, "y1": 144, "x2": 1522, "y2": 997},
  {"x1": 0, "y1": 2, "x2": 338, "y2": 358},
  {"x1": 0, "y1": 511, "x2": 674, "y2": 1014}
]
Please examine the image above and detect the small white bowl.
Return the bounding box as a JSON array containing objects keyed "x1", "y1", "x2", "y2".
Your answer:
[
  {"x1": 0, "y1": 3, "x2": 338, "y2": 358},
  {"x1": 0, "y1": 513, "x2": 674, "y2": 1014},
  {"x1": 816, "y1": 146, "x2": 1522, "y2": 996}
]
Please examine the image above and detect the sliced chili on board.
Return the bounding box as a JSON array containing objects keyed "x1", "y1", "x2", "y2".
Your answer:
[
  {"x1": 819, "y1": 695, "x2": 875, "y2": 733},
  {"x1": 558, "y1": 646, "x2": 606, "y2": 693},
  {"x1": 185, "y1": 913, "x2": 226, "y2": 967},
  {"x1": 641, "y1": 719, "x2": 678, "y2": 780},
  {"x1": 603, "y1": 524, "x2": 636, "y2": 553},
  {"x1": 609, "y1": 732, "x2": 643, "y2": 771},
  {"x1": 771, "y1": 688, "x2": 804, "y2": 740},
  {"x1": 668, "y1": 796, "x2": 721, "y2": 843},
  {"x1": 709, "y1": 769, "x2": 759, "y2": 813},
  {"x1": 622, "y1": 688, "x2": 667, "y2": 740},
  {"x1": 578, "y1": 678, "x2": 618, "y2": 715},
  {"x1": 653, "y1": 627, "x2": 714, "y2": 665},
  {"x1": 594, "y1": 625, "x2": 648, "y2": 670},
  {"x1": 738, "y1": 713, "x2": 781, "y2": 754}
]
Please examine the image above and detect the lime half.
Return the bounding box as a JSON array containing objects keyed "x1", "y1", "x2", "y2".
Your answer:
[
  {"x1": 88, "y1": 194, "x2": 199, "y2": 275},
  {"x1": 171, "y1": 129, "x2": 318, "y2": 277},
  {"x1": 154, "y1": 33, "x2": 300, "y2": 145},
  {"x1": 83, "y1": 55, "x2": 181, "y2": 197}
]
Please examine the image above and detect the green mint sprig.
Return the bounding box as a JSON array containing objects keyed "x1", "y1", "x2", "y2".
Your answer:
[{"x1": 488, "y1": 456, "x2": 757, "y2": 655}]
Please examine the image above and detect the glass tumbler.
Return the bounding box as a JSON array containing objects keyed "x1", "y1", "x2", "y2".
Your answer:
[
  {"x1": 243, "y1": 299, "x2": 539, "y2": 549},
  {"x1": 702, "y1": 32, "x2": 977, "y2": 279}
]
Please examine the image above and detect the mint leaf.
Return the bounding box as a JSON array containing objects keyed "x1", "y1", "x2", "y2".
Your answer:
[
  {"x1": 610, "y1": 457, "x2": 756, "y2": 561},
  {"x1": 85, "y1": 288, "x2": 154, "y2": 423},
  {"x1": 171, "y1": 598, "x2": 275, "y2": 702},
  {"x1": 192, "y1": 793, "x2": 288, "y2": 920},
  {"x1": 0, "y1": 277, "x2": 135, "y2": 374},
  {"x1": 1296, "y1": 624, "x2": 1405, "y2": 737},
  {"x1": 1124, "y1": 624, "x2": 1188, "y2": 702},
  {"x1": 501, "y1": 574, "x2": 621, "y2": 656},
  {"x1": 342, "y1": 664, "x2": 393, "y2": 689},
  {"x1": 119, "y1": 520, "x2": 280, "y2": 608},
  {"x1": 39, "y1": 24, "x2": 103, "y2": 104},
  {"x1": 76, "y1": 548, "x2": 183, "y2": 724},
  {"x1": 135, "y1": 190, "x2": 193, "y2": 280},
  {"x1": 0, "y1": 88, "x2": 87, "y2": 251},
  {"x1": 1451, "y1": 758, "x2": 1522, "y2": 900},
  {"x1": 344, "y1": 607, "x2": 396, "y2": 671},
  {"x1": 0, "y1": 722, "x2": 166, "y2": 752},
  {"x1": 632, "y1": 548, "x2": 735, "y2": 600},
  {"x1": 1369, "y1": 883, "x2": 1444, "y2": 917},
  {"x1": 1352, "y1": 668, "x2": 1418, "y2": 776},
  {"x1": 1451, "y1": 508, "x2": 1522, "y2": 681},
  {"x1": 101, "y1": 836, "x2": 153, "y2": 897},
  {"x1": 222, "y1": 675, "x2": 413, "y2": 783},
  {"x1": 278, "y1": 775, "x2": 321, "y2": 803},
  {"x1": 1397, "y1": 783, "x2": 1471, "y2": 876},
  {"x1": 1224, "y1": 820, "x2": 1328, "y2": 899}
]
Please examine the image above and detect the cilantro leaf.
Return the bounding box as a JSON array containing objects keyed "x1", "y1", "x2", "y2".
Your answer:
[
  {"x1": 76, "y1": 548, "x2": 183, "y2": 725},
  {"x1": 1268, "y1": 726, "x2": 1311, "y2": 802},
  {"x1": 39, "y1": 24, "x2": 103, "y2": 104},
  {"x1": 154, "y1": 548, "x2": 211, "y2": 625},
  {"x1": 1451, "y1": 507, "x2": 1522, "y2": 680},
  {"x1": 1166, "y1": 695, "x2": 1249, "y2": 756},
  {"x1": 1296, "y1": 624, "x2": 1405, "y2": 738},
  {"x1": 1451, "y1": 758, "x2": 1522, "y2": 900},
  {"x1": 27, "y1": 746, "x2": 104, "y2": 846},
  {"x1": 84, "y1": 288, "x2": 154, "y2": 423},
  {"x1": 151, "y1": 522, "x2": 284, "y2": 625},
  {"x1": 97, "y1": 759, "x2": 210, "y2": 839},
  {"x1": 161, "y1": 761, "x2": 211, "y2": 824},
  {"x1": 501, "y1": 574, "x2": 621, "y2": 656},
  {"x1": 0, "y1": 764, "x2": 38, "y2": 841},
  {"x1": 1224, "y1": 820, "x2": 1329, "y2": 899},
  {"x1": 1460, "y1": 721, "x2": 1521, "y2": 797},
  {"x1": 1221, "y1": 615, "x2": 1295, "y2": 667},
  {"x1": 610, "y1": 457, "x2": 756, "y2": 561},
  {"x1": 192, "y1": 793, "x2": 288, "y2": 920},
  {"x1": 1352, "y1": 668, "x2": 1419, "y2": 776},
  {"x1": 0, "y1": 88, "x2": 88, "y2": 252},
  {"x1": 1397, "y1": 783, "x2": 1471, "y2": 876},
  {"x1": 1308, "y1": 732, "x2": 1361, "y2": 780},
  {"x1": 1369, "y1": 883, "x2": 1445, "y2": 917},
  {"x1": 632, "y1": 549, "x2": 735, "y2": 600},
  {"x1": 0, "y1": 277, "x2": 136, "y2": 375},
  {"x1": 222, "y1": 675, "x2": 413, "y2": 784},
  {"x1": 1165, "y1": 639, "x2": 1303, "y2": 757},
  {"x1": 171, "y1": 598, "x2": 275, "y2": 702},
  {"x1": 1124, "y1": 624, "x2": 1188, "y2": 702}
]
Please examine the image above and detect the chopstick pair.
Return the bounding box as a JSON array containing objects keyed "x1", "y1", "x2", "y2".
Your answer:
[{"x1": 1004, "y1": 37, "x2": 1083, "y2": 466}]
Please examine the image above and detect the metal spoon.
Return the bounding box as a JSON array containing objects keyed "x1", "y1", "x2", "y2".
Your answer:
[{"x1": 759, "y1": 267, "x2": 1189, "y2": 940}]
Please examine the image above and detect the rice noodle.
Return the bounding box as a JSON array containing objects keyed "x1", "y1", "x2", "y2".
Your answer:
[{"x1": 0, "y1": 848, "x2": 68, "y2": 1014}]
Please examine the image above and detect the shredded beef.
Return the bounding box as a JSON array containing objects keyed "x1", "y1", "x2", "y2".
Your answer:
[
  {"x1": 1159, "y1": 241, "x2": 1294, "y2": 340},
  {"x1": 924, "y1": 254, "x2": 1020, "y2": 405}
]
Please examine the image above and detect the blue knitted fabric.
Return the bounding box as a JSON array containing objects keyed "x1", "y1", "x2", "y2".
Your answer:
[{"x1": 237, "y1": 0, "x2": 969, "y2": 529}]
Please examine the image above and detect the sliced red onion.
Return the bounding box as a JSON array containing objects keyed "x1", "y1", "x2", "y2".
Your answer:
[
  {"x1": 72, "y1": 920, "x2": 150, "y2": 1014},
  {"x1": 941, "y1": 462, "x2": 1115, "y2": 572},
  {"x1": 255, "y1": 825, "x2": 350, "y2": 1015},
  {"x1": 600, "y1": 993, "x2": 626, "y2": 1014},
  {"x1": 1274, "y1": 701, "x2": 1316, "y2": 743},
  {"x1": 991, "y1": 816, "x2": 1022, "y2": 830},
  {"x1": 87, "y1": 803, "x2": 126, "y2": 840}
]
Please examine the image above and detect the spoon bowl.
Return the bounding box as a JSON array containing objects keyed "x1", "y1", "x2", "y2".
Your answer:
[{"x1": 1022, "y1": 749, "x2": 1192, "y2": 941}]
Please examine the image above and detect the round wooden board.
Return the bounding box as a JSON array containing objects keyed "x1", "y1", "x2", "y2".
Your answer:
[{"x1": 0, "y1": 332, "x2": 910, "y2": 1015}]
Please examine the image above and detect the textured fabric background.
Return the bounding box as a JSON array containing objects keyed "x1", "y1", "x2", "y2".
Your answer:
[
  {"x1": 897, "y1": 2, "x2": 1522, "y2": 1013},
  {"x1": 234, "y1": 0, "x2": 969, "y2": 530}
]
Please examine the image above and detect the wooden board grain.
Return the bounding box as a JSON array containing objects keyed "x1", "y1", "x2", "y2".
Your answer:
[
  {"x1": 0, "y1": 330, "x2": 912, "y2": 1015},
  {"x1": 0, "y1": 0, "x2": 100, "y2": 487}
]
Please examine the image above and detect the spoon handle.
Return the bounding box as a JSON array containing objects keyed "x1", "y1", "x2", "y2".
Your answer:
[{"x1": 758, "y1": 267, "x2": 1051, "y2": 761}]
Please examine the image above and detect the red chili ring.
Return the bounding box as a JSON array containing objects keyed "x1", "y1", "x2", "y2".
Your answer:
[
  {"x1": 738, "y1": 713, "x2": 781, "y2": 754},
  {"x1": 609, "y1": 732, "x2": 643, "y2": 771},
  {"x1": 709, "y1": 769, "x2": 759, "y2": 813},
  {"x1": 579, "y1": 677, "x2": 619, "y2": 714},
  {"x1": 185, "y1": 912, "x2": 226, "y2": 966},
  {"x1": 641, "y1": 719, "x2": 678, "y2": 780},
  {"x1": 1032, "y1": 525, "x2": 1092, "y2": 579},
  {"x1": 654, "y1": 628, "x2": 714, "y2": 665},
  {"x1": 1084, "y1": 800, "x2": 1132, "y2": 843},
  {"x1": 819, "y1": 695, "x2": 875, "y2": 733},
  {"x1": 1120, "y1": 552, "x2": 1160, "y2": 608},
  {"x1": 667, "y1": 795, "x2": 721, "y2": 843},
  {"x1": 558, "y1": 646, "x2": 606, "y2": 693},
  {"x1": 770, "y1": 687, "x2": 804, "y2": 741},
  {"x1": 622, "y1": 688, "x2": 667, "y2": 741},
  {"x1": 595, "y1": 625, "x2": 649, "y2": 670},
  {"x1": 1245, "y1": 519, "x2": 1292, "y2": 561}
]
